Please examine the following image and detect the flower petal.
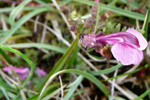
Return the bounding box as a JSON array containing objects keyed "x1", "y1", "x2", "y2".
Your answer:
[
  {"x1": 3, "y1": 65, "x2": 30, "y2": 80},
  {"x1": 131, "y1": 47, "x2": 143, "y2": 65},
  {"x1": 95, "y1": 32, "x2": 139, "y2": 47},
  {"x1": 35, "y1": 67, "x2": 46, "y2": 77},
  {"x1": 3, "y1": 65, "x2": 30, "y2": 74},
  {"x1": 126, "y1": 29, "x2": 148, "y2": 50},
  {"x1": 111, "y1": 43, "x2": 143, "y2": 65}
]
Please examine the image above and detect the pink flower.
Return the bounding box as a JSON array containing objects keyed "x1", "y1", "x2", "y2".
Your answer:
[
  {"x1": 34, "y1": 67, "x2": 46, "y2": 77},
  {"x1": 80, "y1": 29, "x2": 147, "y2": 65},
  {"x1": 3, "y1": 65, "x2": 47, "y2": 80},
  {"x1": 3, "y1": 65, "x2": 30, "y2": 80}
]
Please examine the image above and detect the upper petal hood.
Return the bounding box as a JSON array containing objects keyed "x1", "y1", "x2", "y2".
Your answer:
[
  {"x1": 126, "y1": 29, "x2": 148, "y2": 50},
  {"x1": 95, "y1": 32, "x2": 140, "y2": 48}
]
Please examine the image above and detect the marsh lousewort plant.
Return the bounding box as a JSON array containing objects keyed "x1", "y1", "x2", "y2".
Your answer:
[
  {"x1": 79, "y1": 29, "x2": 148, "y2": 65},
  {"x1": 3, "y1": 65, "x2": 30, "y2": 80}
]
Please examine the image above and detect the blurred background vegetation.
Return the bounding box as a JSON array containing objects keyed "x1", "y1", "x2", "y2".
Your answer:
[{"x1": 0, "y1": 0, "x2": 149, "y2": 100}]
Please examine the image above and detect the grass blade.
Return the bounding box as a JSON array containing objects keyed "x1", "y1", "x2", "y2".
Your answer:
[
  {"x1": 142, "y1": 9, "x2": 150, "y2": 40},
  {"x1": 0, "y1": 8, "x2": 50, "y2": 45},
  {"x1": 9, "y1": 0, "x2": 32, "y2": 25},
  {"x1": 0, "y1": 49, "x2": 14, "y2": 64},
  {"x1": 27, "y1": 83, "x2": 60, "y2": 100},
  {"x1": 42, "y1": 86, "x2": 65, "y2": 100},
  {"x1": 0, "y1": 80, "x2": 14, "y2": 91},
  {"x1": 39, "y1": 34, "x2": 79, "y2": 91},
  {"x1": 39, "y1": 69, "x2": 110, "y2": 98},
  {"x1": 0, "y1": 86, "x2": 10, "y2": 100},
  {"x1": 89, "y1": 63, "x2": 123, "y2": 75},
  {"x1": 73, "y1": 0, "x2": 147, "y2": 21},
  {"x1": 6, "y1": 43, "x2": 66, "y2": 54},
  {"x1": 119, "y1": 0, "x2": 138, "y2": 8},
  {"x1": 106, "y1": 64, "x2": 149, "y2": 81},
  {"x1": 34, "y1": 0, "x2": 51, "y2": 8},
  {"x1": 134, "y1": 88, "x2": 150, "y2": 100},
  {"x1": 0, "y1": 6, "x2": 55, "y2": 13},
  {"x1": 64, "y1": 75, "x2": 83, "y2": 100}
]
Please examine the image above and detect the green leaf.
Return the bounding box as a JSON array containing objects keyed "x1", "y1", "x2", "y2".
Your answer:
[
  {"x1": 39, "y1": 69, "x2": 110, "y2": 98},
  {"x1": 71, "y1": 90, "x2": 86, "y2": 98},
  {"x1": 73, "y1": 0, "x2": 147, "y2": 21},
  {"x1": 114, "y1": 23, "x2": 121, "y2": 32},
  {"x1": 89, "y1": 63, "x2": 123, "y2": 75},
  {"x1": 39, "y1": 34, "x2": 80, "y2": 91},
  {"x1": 0, "y1": 8, "x2": 51, "y2": 45},
  {"x1": 134, "y1": 88, "x2": 150, "y2": 100},
  {"x1": 0, "y1": 86, "x2": 10, "y2": 100},
  {"x1": 0, "y1": 80, "x2": 14, "y2": 91},
  {"x1": 42, "y1": 87, "x2": 63, "y2": 100},
  {"x1": 42, "y1": 83, "x2": 60, "y2": 97},
  {"x1": 9, "y1": 0, "x2": 32, "y2": 25},
  {"x1": 65, "y1": 46, "x2": 80, "y2": 69},
  {"x1": 0, "y1": 49, "x2": 14, "y2": 64},
  {"x1": 27, "y1": 83, "x2": 60, "y2": 100},
  {"x1": 6, "y1": 43, "x2": 66, "y2": 54},
  {"x1": 106, "y1": 64, "x2": 149, "y2": 81},
  {"x1": 27, "y1": 95, "x2": 39, "y2": 100},
  {"x1": 34, "y1": 0, "x2": 51, "y2": 8},
  {"x1": 7, "y1": 92, "x2": 17, "y2": 99},
  {"x1": 64, "y1": 76, "x2": 83, "y2": 100},
  {"x1": 119, "y1": 0, "x2": 139, "y2": 8},
  {"x1": 142, "y1": 9, "x2": 150, "y2": 40},
  {"x1": 0, "y1": 6, "x2": 55, "y2": 13}
]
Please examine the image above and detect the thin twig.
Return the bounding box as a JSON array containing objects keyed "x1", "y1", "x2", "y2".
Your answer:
[
  {"x1": 29, "y1": 19, "x2": 70, "y2": 46},
  {"x1": 136, "y1": 19, "x2": 140, "y2": 29},
  {"x1": 0, "y1": 69, "x2": 18, "y2": 87},
  {"x1": 81, "y1": 47, "x2": 107, "y2": 62},
  {"x1": 94, "y1": 96, "x2": 98, "y2": 100},
  {"x1": 51, "y1": 20, "x2": 62, "y2": 40},
  {"x1": 41, "y1": 20, "x2": 47, "y2": 43},
  {"x1": 52, "y1": 0, "x2": 76, "y2": 39},
  {"x1": 144, "y1": 80, "x2": 150, "y2": 99},
  {"x1": 0, "y1": 14, "x2": 8, "y2": 31},
  {"x1": 111, "y1": 69, "x2": 118, "y2": 100},
  {"x1": 71, "y1": 73, "x2": 90, "y2": 100},
  {"x1": 59, "y1": 76, "x2": 64, "y2": 100},
  {"x1": 76, "y1": 88, "x2": 87, "y2": 100},
  {"x1": 116, "y1": 64, "x2": 139, "y2": 84},
  {"x1": 20, "y1": 89, "x2": 27, "y2": 100},
  {"x1": 34, "y1": 15, "x2": 40, "y2": 33},
  {"x1": 23, "y1": 89, "x2": 38, "y2": 94},
  {"x1": 89, "y1": 59, "x2": 118, "y2": 64}
]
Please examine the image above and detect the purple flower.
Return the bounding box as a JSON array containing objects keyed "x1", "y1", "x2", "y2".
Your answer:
[
  {"x1": 80, "y1": 29, "x2": 147, "y2": 65},
  {"x1": 34, "y1": 67, "x2": 46, "y2": 77},
  {"x1": 3, "y1": 65, "x2": 30, "y2": 80},
  {"x1": 3, "y1": 65, "x2": 47, "y2": 80}
]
